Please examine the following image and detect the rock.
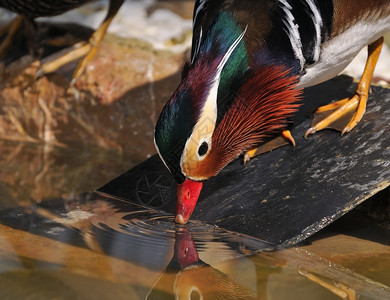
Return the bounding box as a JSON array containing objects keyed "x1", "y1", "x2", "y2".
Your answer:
[
  {"x1": 0, "y1": 29, "x2": 187, "y2": 154},
  {"x1": 148, "y1": 0, "x2": 194, "y2": 20}
]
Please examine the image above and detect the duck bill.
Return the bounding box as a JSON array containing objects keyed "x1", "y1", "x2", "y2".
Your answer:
[
  {"x1": 174, "y1": 227, "x2": 199, "y2": 268},
  {"x1": 175, "y1": 178, "x2": 203, "y2": 224}
]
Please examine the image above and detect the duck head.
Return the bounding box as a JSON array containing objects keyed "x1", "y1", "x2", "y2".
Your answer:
[{"x1": 155, "y1": 12, "x2": 301, "y2": 224}]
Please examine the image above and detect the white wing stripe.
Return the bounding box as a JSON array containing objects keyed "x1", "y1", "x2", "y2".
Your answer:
[
  {"x1": 279, "y1": 0, "x2": 305, "y2": 70},
  {"x1": 193, "y1": 0, "x2": 206, "y2": 28},
  {"x1": 305, "y1": 0, "x2": 323, "y2": 61},
  {"x1": 204, "y1": 24, "x2": 248, "y2": 128},
  {"x1": 191, "y1": 26, "x2": 203, "y2": 64}
]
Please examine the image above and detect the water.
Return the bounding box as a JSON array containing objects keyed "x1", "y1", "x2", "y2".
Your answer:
[
  {"x1": 0, "y1": 141, "x2": 137, "y2": 210},
  {"x1": 0, "y1": 188, "x2": 266, "y2": 299},
  {"x1": 0, "y1": 156, "x2": 389, "y2": 299}
]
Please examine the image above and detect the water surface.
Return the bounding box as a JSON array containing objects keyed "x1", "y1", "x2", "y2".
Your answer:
[{"x1": 0, "y1": 179, "x2": 389, "y2": 299}]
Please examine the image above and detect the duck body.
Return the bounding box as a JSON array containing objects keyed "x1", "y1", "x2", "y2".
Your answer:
[
  {"x1": 299, "y1": 0, "x2": 390, "y2": 87},
  {"x1": 154, "y1": 0, "x2": 390, "y2": 224},
  {"x1": 0, "y1": 0, "x2": 91, "y2": 18}
]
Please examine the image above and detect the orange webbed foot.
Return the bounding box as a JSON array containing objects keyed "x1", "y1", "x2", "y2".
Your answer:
[
  {"x1": 38, "y1": 0, "x2": 124, "y2": 86},
  {"x1": 305, "y1": 37, "x2": 384, "y2": 138},
  {"x1": 0, "y1": 15, "x2": 24, "y2": 60},
  {"x1": 244, "y1": 130, "x2": 296, "y2": 164}
]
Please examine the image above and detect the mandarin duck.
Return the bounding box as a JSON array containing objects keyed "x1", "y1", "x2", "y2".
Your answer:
[
  {"x1": 0, "y1": 0, "x2": 123, "y2": 82},
  {"x1": 154, "y1": 0, "x2": 390, "y2": 224}
]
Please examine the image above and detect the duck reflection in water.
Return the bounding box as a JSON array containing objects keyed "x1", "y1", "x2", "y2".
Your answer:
[{"x1": 147, "y1": 226, "x2": 259, "y2": 300}]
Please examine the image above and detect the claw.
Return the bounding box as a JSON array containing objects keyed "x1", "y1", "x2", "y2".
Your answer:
[
  {"x1": 304, "y1": 127, "x2": 316, "y2": 138},
  {"x1": 244, "y1": 148, "x2": 258, "y2": 164},
  {"x1": 281, "y1": 130, "x2": 296, "y2": 146}
]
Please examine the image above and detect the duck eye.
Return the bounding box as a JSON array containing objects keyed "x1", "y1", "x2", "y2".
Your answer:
[{"x1": 198, "y1": 141, "x2": 209, "y2": 157}]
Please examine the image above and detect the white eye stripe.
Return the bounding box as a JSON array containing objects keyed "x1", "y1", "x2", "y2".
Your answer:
[
  {"x1": 203, "y1": 24, "x2": 248, "y2": 127},
  {"x1": 201, "y1": 24, "x2": 248, "y2": 140},
  {"x1": 180, "y1": 25, "x2": 248, "y2": 176}
]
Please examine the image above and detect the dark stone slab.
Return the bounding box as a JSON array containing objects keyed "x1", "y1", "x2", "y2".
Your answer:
[{"x1": 99, "y1": 77, "x2": 390, "y2": 247}]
